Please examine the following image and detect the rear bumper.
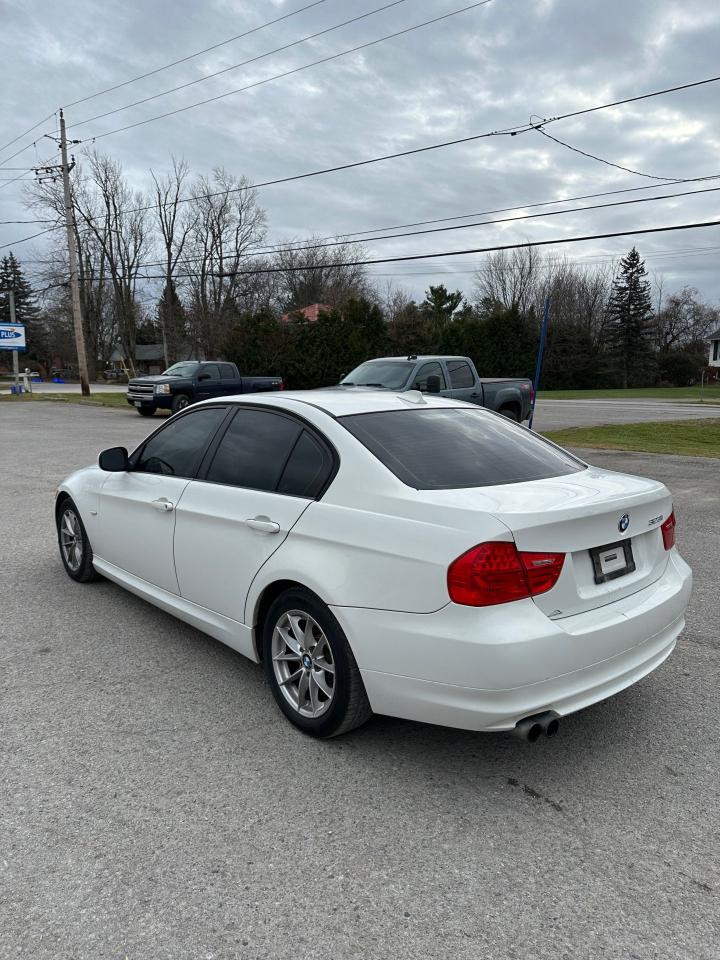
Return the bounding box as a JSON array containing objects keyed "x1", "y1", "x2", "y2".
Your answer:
[{"x1": 331, "y1": 550, "x2": 692, "y2": 732}]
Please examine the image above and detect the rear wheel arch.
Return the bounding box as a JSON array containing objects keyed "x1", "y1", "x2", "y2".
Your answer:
[{"x1": 252, "y1": 579, "x2": 328, "y2": 661}]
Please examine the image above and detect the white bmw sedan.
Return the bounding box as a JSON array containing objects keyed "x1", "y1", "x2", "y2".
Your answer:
[{"x1": 56, "y1": 390, "x2": 692, "y2": 740}]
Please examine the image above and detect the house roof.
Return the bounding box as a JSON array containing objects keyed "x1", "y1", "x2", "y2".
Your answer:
[{"x1": 708, "y1": 328, "x2": 720, "y2": 341}]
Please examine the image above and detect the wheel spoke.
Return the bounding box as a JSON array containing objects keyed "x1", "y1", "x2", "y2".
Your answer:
[
  {"x1": 312, "y1": 668, "x2": 333, "y2": 699},
  {"x1": 62, "y1": 515, "x2": 74, "y2": 537},
  {"x1": 308, "y1": 672, "x2": 319, "y2": 715},
  {"x1": 276, "y1": 622, "x2": 302, "y2": 656},
  {"x1": 279, "y1": 667, "x2": 303, "y2": 687},
  {"x1": 288, "y1": 614, "x2": 307, "y2": 649},
  {"x1": 314, "y1": 656, "x2": 334, "y2": 675},
  {"x1": 297, "y1": 671, "x2": 310, "y2": 708},
  {"x1": 73, "y1": 543, "x2": 82, "y2": 567},
  {"x1": 273, "y1": 651, "x2": 301, "y2": 663}
]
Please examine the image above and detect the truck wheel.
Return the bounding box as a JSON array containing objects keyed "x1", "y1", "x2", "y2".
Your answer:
[
  {"x1": 171, "y1": 394, "x2": 191, "y2": 414},
  {"x1": 500, "y1": 405, "x2": 520, "y2": 422},
  {"x1": 137, "y1": 406, "x2": 156, "y2": 417}
]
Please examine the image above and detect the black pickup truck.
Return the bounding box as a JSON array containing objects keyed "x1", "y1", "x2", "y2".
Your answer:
[{"x1": 126, "y1": 361, "x2": 283, "y2": 416}]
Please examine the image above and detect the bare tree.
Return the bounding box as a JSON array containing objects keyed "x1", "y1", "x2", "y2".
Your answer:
[
  {"x1": 73, "y1": 152, "x2": 150, "y2": 372},
  {"x1": 473, "y1": 246, "x2": 542, "y2": 314},
  {"x1": 272, "y1": 238, "x2": 370, "y2": 312},
  {"x1": 151, "y1": 157, "x2": 194, "y2": 365},
  {"x1": 655, "y1": 286, "x2": 720, "y2": 352},
  {"x1": 183, "y1": 169, "x2": 267, "y2": 357}
]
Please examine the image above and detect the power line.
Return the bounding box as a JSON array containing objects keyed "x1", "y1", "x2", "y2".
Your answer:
[
  {"x1": 81, "y1": 1, "x2": 496, "y2": 141},
  {"x1": 64, "y1": 0, "x2": 335, "y2": 109},
  {"x1": 24, "y1": 181, "x2": 720, "y2": 271},
  {"x1": 213, "y1": 218, "x2": 720, "y2": 278},
  {"x1": 534, "y1": 127, "x2": 681, "y2": 182},
  {"x1": 71, "y1": 0, "x2": 412, "y2": 129},
  {"x1": 0, "y1": 111, "x2": 57, "y2": 158},
  {"x1": 0, "y1": 227, "x2": 62, "y2": 252}
]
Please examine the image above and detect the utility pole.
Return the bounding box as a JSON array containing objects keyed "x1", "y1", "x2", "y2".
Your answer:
[
  {"x1": 59, "y1": 109, "x2": 90, "y2": 396},
  {"x1": 8, "y1": 289, "x2": 19, "y2": 388}
]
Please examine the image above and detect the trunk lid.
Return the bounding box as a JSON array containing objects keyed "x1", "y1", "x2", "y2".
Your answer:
[{"x1": 416, "y1": 466, "x2": 673, "y2": 618}]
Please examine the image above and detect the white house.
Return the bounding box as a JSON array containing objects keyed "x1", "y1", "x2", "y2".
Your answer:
[{"x1": 709, "y1": 328, "x2": 720, "y2": 369}]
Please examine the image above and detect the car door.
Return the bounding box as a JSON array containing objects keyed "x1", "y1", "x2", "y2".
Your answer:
[
  {"x1": 446, "y1": 358, "x2": 480, "y2": 403},
  {"x1": 195, "y1": 363, "x2": 222, "y2": 401},
  {"x1": 218, "y1": 363, "x2": 241, "y2": 397},
  {"x1": 173, "y1": 407, "x2": 336, "y2": 630},
  {"x1": 92, "y1": 405, "x2": 229, "y2": 594},
  {"x1": 411, "y1": 360, "x2": 452, "y2": 398}
]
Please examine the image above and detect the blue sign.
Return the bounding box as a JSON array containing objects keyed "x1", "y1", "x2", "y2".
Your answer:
[{"x1": 0, "y1": 323, "x2": 26, "y2": 351}]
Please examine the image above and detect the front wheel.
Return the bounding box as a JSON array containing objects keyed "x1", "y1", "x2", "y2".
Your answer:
[
  {"x1": 57, "y1": 498, "x2": 99, "y2": 583},
  {"x1": 171, "y1": 394, "x2": 191, "y2": 414},
  {"x1": 137, "y1": 405, "x2": 156, "y2": 417},
  {"x1": 263, "y1": 588, "x2": 372, "y2": 738}
]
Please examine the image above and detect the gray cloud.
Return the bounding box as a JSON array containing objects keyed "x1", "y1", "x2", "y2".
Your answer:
[{"x1": 1, "y1": 0, "x2": 719, "y2": 301}]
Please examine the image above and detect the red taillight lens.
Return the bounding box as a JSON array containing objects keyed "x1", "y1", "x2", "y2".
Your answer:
[
  {"x1": 447, "y1": 541, "x2": 565, "y2": 607},
  {"x1": 520, "y1": 550, "x2": 566, "y2": 595},
  {"x1": 279, "y1": 381, "x2": 285, "y2": 390},
  {"x1": 661, "y1": 510, "x2": 676, "y2": 550}
]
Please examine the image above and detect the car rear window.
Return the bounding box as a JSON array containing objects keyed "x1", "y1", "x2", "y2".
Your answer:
[{"x1": 339, "y1": 408, "x2": 585, "y2": 489}]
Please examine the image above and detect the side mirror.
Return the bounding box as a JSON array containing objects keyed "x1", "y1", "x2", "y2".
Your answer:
[
  {"x1": 425, "y1": 375, "x2": 441, "y2": 394},
  {"x1": 197, "y1": 372, "x2": 211, "y2": 381},
  {"x1": 99, "y1": 446, "x2": 129, "y2": 472}
]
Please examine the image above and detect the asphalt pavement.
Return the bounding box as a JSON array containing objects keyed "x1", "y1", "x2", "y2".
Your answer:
[{"x1": 1, "y1": 402, "x2": 719, "y2": 960}]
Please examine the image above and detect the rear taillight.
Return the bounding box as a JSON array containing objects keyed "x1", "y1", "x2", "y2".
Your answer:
[
  {"x1": 661, "y1": 510, "x2": 676, "y2": 550},
  {"x1": 279, "y1": 381, "x2": 285, "y2": 390},
  {"x1": 447, "y1": 541, "x2": 565, "y2": 607}
]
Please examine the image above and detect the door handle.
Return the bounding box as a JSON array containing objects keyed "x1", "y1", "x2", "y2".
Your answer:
[
  {"x1": 245, "y1": 516, "x2": 280, "y2": 534},
  {"x1": 151, "y1": 498, "x2": 174, "y2": 512}
]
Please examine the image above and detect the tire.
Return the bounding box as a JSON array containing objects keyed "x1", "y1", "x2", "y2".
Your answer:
[
  {"x1": 499, "y1": 405, "x2": 520, "y2": 422},
  {"x1": 171, "y1": 394, "x2": 191, "y2": 414},
  {"x1": 262, "y1": 587, "x2": 372, "y2": 738},
  {"x1": 56, "y1": 498, "x2": 100, "y2": 583},
  {"x1": 137, "y1": 406, "x2": 156, "y2": 417}
]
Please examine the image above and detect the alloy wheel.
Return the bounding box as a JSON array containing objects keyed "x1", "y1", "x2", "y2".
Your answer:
[
  {"x1": 60, "y1": 508, "x2": 83, "y2": 572},
  {"x1": 271, "y1": 610, "x2": 336, "y2": 718}
]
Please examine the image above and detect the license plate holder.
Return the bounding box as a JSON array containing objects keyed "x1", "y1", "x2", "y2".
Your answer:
[{"x1": 590, "y1": 539, "x2": 635, "y2": 584}]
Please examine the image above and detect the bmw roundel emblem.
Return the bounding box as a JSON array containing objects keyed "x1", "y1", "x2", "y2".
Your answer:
[{"x1": 618, "y1": 514, "x2": 630, "y2": 533}]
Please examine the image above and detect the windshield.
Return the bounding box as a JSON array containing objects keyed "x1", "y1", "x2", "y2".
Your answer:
[
  {"x1": 162, "y1": 362, "x2": 199, "y2": 377},
  {"x1": 341, "y1": 360, "x2": 414, "y2": 390},
  {"x1": 340, "y1": 408, "x2": 586, "y2": 489}
]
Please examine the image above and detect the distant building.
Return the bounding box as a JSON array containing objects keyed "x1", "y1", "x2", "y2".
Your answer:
[
  {"x1": 709, "y1": 328, "x2": 720, "y2": 369},
  {"x1": 279, "y1": 303, "x2": 331, "y2": 324},
  {"x1": 109, "y1": 343, "x2": 199, "y2": 376}
]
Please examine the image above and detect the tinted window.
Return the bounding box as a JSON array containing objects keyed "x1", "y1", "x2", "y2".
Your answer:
[
  {"x1": 206, "y1": 409, "x2": 301, "y2": 491},
  {"x1": 278, "y1": 431, "x2": 334, "y2": 498},
  {"x1": 135, "y1": 407, "x2": 227, "y2": 477},
  {"x1": 447, "y1": 360, "x2": 474, "y2": 389},
  {"x1": 340, "y1": 408, "x2": 585, "y2": 489},
  {"x1": 219, "y1": 363, "x2": 235, "y2": 379},
  {"x1": 200, "y1": 364, "x2": 221, "y2": 379},
  {"x1": 413, "y1": 362, "x2": 446, "y2": 391}
]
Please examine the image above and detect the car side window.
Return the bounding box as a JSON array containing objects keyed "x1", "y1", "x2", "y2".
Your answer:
[
  {"x1": 135, "y1": 407, "x2": 227, "y2": 477},
  {"x1": 219, "y1": 363, "x2": 235, "y2": 379},
  {"x1": 205, "y1": 409, "x2": 302, "y2": 491},
  {"x1": 413, "y1": 361, "x2": 446, "y2": 391},
  {"x1": 447, "y1": 360, "x2": 474, "y2": 389},
  {"x1": 200, "y1": 363, "x2": 221, "y2": 380},
  {"x1": 277, "y1": 430, "x2": 334, "y2": 498}
]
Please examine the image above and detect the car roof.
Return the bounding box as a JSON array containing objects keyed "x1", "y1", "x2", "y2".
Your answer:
[{"x1": 218, "y1": 388, "x2": 468, "y2": 417}]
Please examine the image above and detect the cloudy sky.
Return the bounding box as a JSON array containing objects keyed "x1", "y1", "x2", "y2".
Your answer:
[{"x1": 1, "y1": 0, "x2": 719, "y2": 303}]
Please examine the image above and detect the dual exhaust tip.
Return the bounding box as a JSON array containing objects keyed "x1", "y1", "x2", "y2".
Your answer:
[{"x1": 514, "y1": 711, "x2": 560, "y2": 742}]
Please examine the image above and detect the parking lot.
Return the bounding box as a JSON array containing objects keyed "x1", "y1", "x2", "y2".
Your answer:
[{"x1": 2, "y1": 402, "x2": 719, "y2": 960}]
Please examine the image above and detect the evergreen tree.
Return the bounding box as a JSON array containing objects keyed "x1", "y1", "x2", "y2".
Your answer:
[
  {"x1": 157, "y1": 280, "x2": 186, "y2": 364},
  {"x1": 422, "y1": 284, "x2": 464, "y2": 323},
  {"x1": 606, "y1": 247, "x2": 656, "y2": 388},
  {"x1": 0, "y1": 253, "x2": 43, "y2": 365}
]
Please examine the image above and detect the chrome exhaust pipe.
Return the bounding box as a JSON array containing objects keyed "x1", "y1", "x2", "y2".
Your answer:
[{"x1": 514, "y1": 711, "x2": 560, "y2": 741}]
